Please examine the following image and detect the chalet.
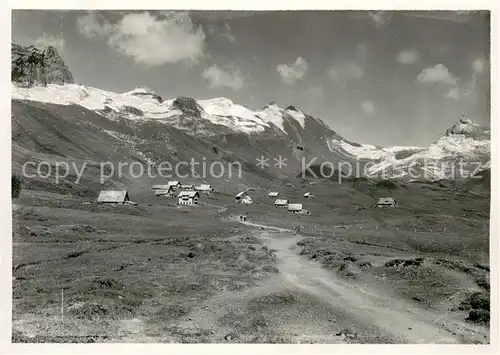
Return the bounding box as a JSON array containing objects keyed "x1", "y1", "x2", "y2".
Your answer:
[
  {"x1": 181, "y1": 184, "x2": 195, "y2": 191},
  {"x1": 178, "y1": 191, "x2": 200, "y2": 205},
  {"x1": 195, "y1": 184, "x2": 214, "y2": 194},
  {"x1": 375, "y1": 197, "x2": 397, "y2": 208},
  {"x1": 235, "y1": 191, "x2": 248, "y2": 200},
  {"x1": 304, "y1": 192, "x2": 314, "y2": 199},
  {"x1": 288, "y1": 203, "x2": 309, "y2": 214},
  {"x1": 154, "y1": 186, "x2": 175, "y2": 198},
  {"x1": 97, "y1": 190, "x2": 136, "y2": 205},
  {"x1": 241, "y1": 195, "x2": 253, "y2": 204},
  {"x1": 151, "y1": 184, "x2": 170, "y2": 190},
  {"x1": 268, "y1": 192, "x2": 279, "y2": 198},
  {"x1": 167, "y1": 181, "x2": 182, "y2": 189},
  {"x1": 274, "y1": 199, "x2": 288, "y2": 207}
]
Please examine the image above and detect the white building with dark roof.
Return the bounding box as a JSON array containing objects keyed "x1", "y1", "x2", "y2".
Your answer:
[{"x1": 178, "y1": 191, "x2": 200, "y2": 205}]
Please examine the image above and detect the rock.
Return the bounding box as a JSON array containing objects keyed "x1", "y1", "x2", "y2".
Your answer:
[{"x1": 12, "y1": 43, "x2": 74, "y2": 87}]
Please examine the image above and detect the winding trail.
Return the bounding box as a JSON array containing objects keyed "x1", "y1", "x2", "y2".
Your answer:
[{"x1": 233, "y1": 218, "x2": 467, "y2": 343}]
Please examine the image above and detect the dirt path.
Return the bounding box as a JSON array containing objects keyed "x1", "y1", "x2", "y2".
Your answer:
[
  {"x1": 261, "y1": 231, "x2": 465, "y2": 343},
  {"x1": 231, "y1": 219, "x2": 472, "y2": 343},
  {"x1": 113, "y1": 218, "x2": 481, "y2": 343}
]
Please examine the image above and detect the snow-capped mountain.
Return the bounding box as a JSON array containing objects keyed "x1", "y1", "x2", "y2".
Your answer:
[
  {"x1": 334, "y1": 116, "x2": 490, "y2": 180},
  {"x1": 12, "y1": 84, "x2": 311, "y2": 137},
  {"x1": 11, "y1": 43, "x2": 491, "y2": 183}
]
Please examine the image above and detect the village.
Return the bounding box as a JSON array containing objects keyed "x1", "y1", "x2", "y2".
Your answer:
[{"x1": 97, "y1": 179, "x2": 399, "y2": 215}]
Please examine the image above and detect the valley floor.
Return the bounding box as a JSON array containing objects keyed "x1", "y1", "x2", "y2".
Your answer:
[{"x1": 11, "y1": 188, "x2": 490, "y2": 344}]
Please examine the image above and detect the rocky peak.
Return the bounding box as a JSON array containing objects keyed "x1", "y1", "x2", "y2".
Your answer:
[
  {"x1": 445, "y1": 115, "x2": 490, "y2": 140},
  {"x1": 12, "y1": 43, "x2": 75, "y2": 87},
  {"x1": 172, "y1": 97, "x2": 204, "y2": 118}
]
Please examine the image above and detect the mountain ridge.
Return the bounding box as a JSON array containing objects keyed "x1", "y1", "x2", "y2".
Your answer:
[{"x1": 11, "y1": 43, "x2": 491, "y2": 184}]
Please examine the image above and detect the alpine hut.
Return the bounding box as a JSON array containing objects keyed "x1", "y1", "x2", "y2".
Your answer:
[
  {"x1": 235, "y1": 191, "x2": 248, "y2": 201},
  {"x1": 178, "y1": 191, "x2": 200, "y2": 205},
  {"x1": 375, "y1": 197, "x2": 397, "y2": 207},
  {"x1": 288, "y1": 203, "x2": 309, "y2": 214},
  {"x1": 241, "y1": 195, "x2": 253, "y2": 204},
  {"x1": 274, "y1": 199, "x2": 288, "y2": 207},
  {"x1": 195, "y1": 184, "x2": 214, "y2": 194},
  {"x1": 97, "y1": 190, "x2": 136, "y2": 205}
]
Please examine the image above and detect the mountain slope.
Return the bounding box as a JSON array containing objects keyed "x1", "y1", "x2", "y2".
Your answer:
[{"x1": 11, "y1": 43, "x2": 491, "y2": 189}]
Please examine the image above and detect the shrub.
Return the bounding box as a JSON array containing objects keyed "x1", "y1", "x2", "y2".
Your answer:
[{"x1": 12, "y1": 174, "x2": 22, "y2": 198}]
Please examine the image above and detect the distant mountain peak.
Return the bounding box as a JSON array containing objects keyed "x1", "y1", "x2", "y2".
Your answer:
[
  {"x1": 445, "y1": 115, "x2": 489, "y2": 140},
  {"x1": 172, "y1": 96, "x2": 204, "y2": 118}
]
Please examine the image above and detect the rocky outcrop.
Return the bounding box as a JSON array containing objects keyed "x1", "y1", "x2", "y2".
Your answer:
[
  {"x1": 445, "y1": 115, "x2": 490, "y2": 140},
  {"x1": 12, "y1": 43, "x2": 75, "y2": 87},
  {"x1": 172, "y1": 97, "x2": 204, "y2": 118}
]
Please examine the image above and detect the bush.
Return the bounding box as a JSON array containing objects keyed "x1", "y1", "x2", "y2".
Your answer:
[{"x1": 12, "y1": 174, "x2": 22, "y2": 198}]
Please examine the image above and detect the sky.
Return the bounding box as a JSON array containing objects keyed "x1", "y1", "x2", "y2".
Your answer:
[{"x1": 12, "y1": 10, "x2": 490, "y2": 146}]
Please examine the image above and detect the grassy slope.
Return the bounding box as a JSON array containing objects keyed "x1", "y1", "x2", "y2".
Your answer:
[{"x1": 10, "y1": 100, "x2": 491, "y2": 343}]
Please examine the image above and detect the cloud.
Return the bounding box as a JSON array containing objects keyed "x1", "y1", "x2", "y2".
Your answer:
[
  {"x1": 327, "y1": 62, "x2": 364, "y2": 80},
  {"x1": 276, "y1": 57, "x2": 310, "y2": 85},
  {"x1": 446, "y1": 87, "x2": 460, "y2": 100},
  {"x1": 76, "y1": 11, "x2": 206, "y2": 67},
  {"x1": 77, "y1": 12, "x2": 113, "y2": 39},
  {"x1": 417, "y1": 64, "x2": 457, "y2": 85},
  {"x1": 202, "y1": 65, "x2": 244, "y2": 90},
  {"x1": 397, "y1": 50, "x2": 420, "y2": 64},
  {"x1": 472, "y1": 58, "x2": 485, "y2": 74},
  {"x1": 34, "y1": 33, "x2": 65, "y2": 53},
  {"x1": 361, "y1": 100, "x2": 375, "y2": 114},
  {"x1": 368, "y1": 11, "x2": 392, "y2": 27},
  {"x1": 220, "y1": 23, "x2": 236, "y2": 43}
]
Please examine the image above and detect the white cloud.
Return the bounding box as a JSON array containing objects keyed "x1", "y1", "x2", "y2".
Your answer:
[
  {"x1": 417, "y1": 64, "x2": 457, "y2": 85},
  {"x1": 472, "y1": 58, "x2": 485, "y2": 74},
  {"x1": 221, "y1": 23, "x2": 236, "y2": 43},
  {"x1": 76, "y1": 11, "x2": 206, "y2": 67},
  {"x1": 34, "y1": 33, "x2": 65, "y2": 53},
  {"x1": 77, "y1": 12, "x2": 113, "y2": 39},
  {"x1": 276, "y1": 57, "x2": 310, "y2": 85},
  {"x1": 361, "y1": 100, "x2": 375, "y2": 114},
  {"x1": 327, "y1": 62, "x2": 364, "y2": 80},
  {"x1": 397, "y1": 50, "x2": 420, "y2": 64},
  {"x1": 446, "y1": 87, "x2": 460, "y2": 100},
  {"x1": 221, "y1": 32, "x2": 236, "y2": 43},
  {"x1": 368, "y1": 11, "x2": 391, "y2": 27},
  {"x1": 202, "y1": 65, "x2": 244, "y2": 90}
]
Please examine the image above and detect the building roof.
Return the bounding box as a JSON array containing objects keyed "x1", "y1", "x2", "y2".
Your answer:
[
  {"x1": 274, "y1": 199, "x2": 288, "y2": 205},
  {"x1": 377, "y1": 197, "x2": 396, "y2": 204},
  {"x1": 242, "y1": 195, "x2": 252, "y2": 200},
  {"x1": 97, "y1": 190, "x2": 129, "y2": 203},
  {"x1": 167, "y1": 181, "x2": 181, "y2": 186},
  {"x1": 151, "y1": 184, "x2": 171, "y2": 190},
  {"x1": 196, "y1": 184, "x2": 212, "y2": 190},
  {"x1": 154, "y1": 189, "x2": 172, "y2": 196},
  {"x1": 288, "y1": 203, "x2": 303, "y2": 211},
  {"x1": 236, "y1": 191, "x2": 247, "y2": 198},
  {"x1": 268, "y1": 192, "x2": 279, "y2": 197},
  {"x1": 304, "y1": 192, "x2": 311, "y2": 197},
  {"x1": 178, "y1": 191, "x2": 199, "y2": 198}
]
